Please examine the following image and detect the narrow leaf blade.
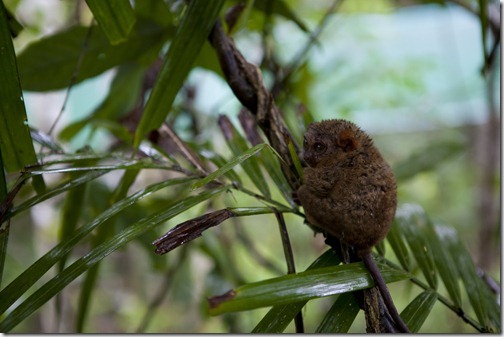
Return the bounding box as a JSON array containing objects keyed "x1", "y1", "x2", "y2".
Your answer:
[
  {"x1": 386, "y1": 219, "x2": 410, "y2": 271},
  {"x1": 191, "y1": 144, "x2": 267, "y2": 190},
  {"x1": 252, "y1": 249, "x2": 341, "y2": 333},
  {"x1": 85, "y1": 0, "x2": 136, "y2": 45},
  {"x1": 315, "y1": 292, "x2": 360, "y2": 333},
  {"x1": 0, "y1": 187, "x2": 224, "y2": 332},
  {"x1": 0, "y1": 2, "x2": 40, "y2": 173},
  {"x1": 396, "y1": 204, "x2": 437, "y2": 289},
  {"x1": 134, "y1": 0, "x2": 225, "y2": 146},
  {"x1": 424, "y1": 221, "x2": 462, "y2": 307},
  {"x1": 218, "y1": 115, "x2": 270, "y2": 197},
  {"x1": 441, "y1": 225, "x2": 491, "y2": 329},
  {"x1": 209, "y1": 262, "x2": 409, "y2": 315},
  {"x1": 400, "y1": 290, "x2": 437, "y2": 333},
  {"x1": 0, "y1": 177, "x2": 196, "y2": 316}
]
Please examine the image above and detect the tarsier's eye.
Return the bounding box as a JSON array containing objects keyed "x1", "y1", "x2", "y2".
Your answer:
[{"x1": 314, "y1": 142, "x2": 326, "y2": 153}]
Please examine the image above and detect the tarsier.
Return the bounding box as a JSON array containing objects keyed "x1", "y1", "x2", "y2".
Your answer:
[{"x1": 296, "y1": 119, "x2": 410, "y2": 333}]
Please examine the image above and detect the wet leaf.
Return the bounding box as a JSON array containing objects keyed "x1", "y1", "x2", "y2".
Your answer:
[
  {"x1": 400, "y1": 290, "x2": 437, "y2": 333},
  {"x1": 0, "y1": 177, "x2": 196, "y2": 317},
  {"x1": 440, "y1": 225, "x2": 491, "y2": 329},
  {"x1": 396, "y1": 204, "x2": 437, "y2": 289},
  {"x1": 0, "y1": 1, "x2": 43, "y2": 191},
  {"x1": 252, "y1": 301, "x2": 306, "y2": 333},
  {"x1": 209, "y1": 261, "x2": 408, "y2": 315},
  {"x1": 424, "y1": 221, "x2": 462, "y2": 307},
  {"x1": 386, "y1": 219, "x2": 410, "y2": 271},
  {"x1": 0, "y1": 186, "x2": 224, "y2": 332},
  {"x1": 252, "y1": 249, "x2": 341, "y2": 333},
  {"x1": 315, "y1": 292, "x2": 360, "y2": 333}
]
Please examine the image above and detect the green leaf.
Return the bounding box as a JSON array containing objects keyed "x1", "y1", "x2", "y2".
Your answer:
[
  {"x1": 9, "y1": 170, "x2": 109, "y2": 220},
  {"x1": 400, "y1": 290, "x2": 437, "y2": 333},
  {"x1": 315, "y1": 292, "x2": 360, "y2": 333},
  {"x1": 0, "y1": 177, "x2": 196, "y2": 317},
  {"x1": 440, "y1": 224, "x2": 491, "y2": 329},
  {"x1": 253, "y1": 301, "x2": 306, "y2": 333},
  {"x1": 218, "y1": 115, "x2": 270, "y2": 197},
  {"x1": 252, "y1": 249, "x2": 341, "y2": 333},
  {"x1": 0, "y1": 2, "x2": 40, "y2": 175},
  {"x1": 396, "y1": 204, "x2": 437, "y2": 289},
  {"x1": 85, "y1": 0, "x2": 136, "y2": 45},
  {"x1": 424, "y1": 221, "x2": 462, "y2": 307},
  {"x1": 201, "y1": 151, "x2": 242, "y2": 186},
  {"x1": 258, "y1": 144, "x2": 295, "y2": 207},
  {"x1": 386, "y1": 219, "x2": 410, "y2": 271},
  {"x1": 0, "y1": 154, "x2": 8, "y2": 287},
  {"x1": 76, "y1": 261, "x2": 101, "y2": 332},
  {"x1": 17, "y1": 22, "x2": 170, "y2": 91},
  {"x1": 76, "y1": 169, "x2": 139, "y2": 332},
  {"x1": 134, "y1": 0, "x2": 225, "y2": 147},
  {"x1": 134, "y1": 0, "x2": 175, "y2": 27},
  {"x1": 191, "y1": 143, "x2": 268, "y2": 190},
  {"x1": 287, "y1": 137, "x2": 303, "y2": 183},
  {"x1": 209, "y1": 261, "x2": 409, "y2": 315},
  {"x1": 57, "y1": 171, "x2": 91, "y2": 271},
  {"x1": 0, "y1": 223, "x2": 9, "y2": 288},
  {"x1": 230, "y1": 206, "x2": 292, "y2": 216},
  {"x1": 0, "y1": 147, "x2": 9, "y2": 288},
  {"x1": 0, "y1": 185, "x2": 224, "y2": 332},
  {"x1": 193, "y1": 40, "x2": 224, "y2": 77}
]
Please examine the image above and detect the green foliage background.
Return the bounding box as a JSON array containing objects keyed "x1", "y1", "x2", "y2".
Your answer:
[{"x1": 0, "y1": 0, "x2": 500, "y2": 333}]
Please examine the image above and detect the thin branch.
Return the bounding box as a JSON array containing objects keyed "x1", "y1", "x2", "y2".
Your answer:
[{"x1": 273, "y1": 209, "x2": 304, "y2": 333}]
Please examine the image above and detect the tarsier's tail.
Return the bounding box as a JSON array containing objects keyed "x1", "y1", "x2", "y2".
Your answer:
[{"x1": 362, "y1": 253, "x2": 411, "y2": 333}]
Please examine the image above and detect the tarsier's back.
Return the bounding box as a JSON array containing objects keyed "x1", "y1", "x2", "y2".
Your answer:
[{"x1": 297, "y1": 119, "x2": 397, "y2": 251}]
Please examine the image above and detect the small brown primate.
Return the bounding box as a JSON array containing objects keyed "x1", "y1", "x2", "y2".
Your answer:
[{"x1": 297, "y1": 119, "x2": 410, "y2": 333}]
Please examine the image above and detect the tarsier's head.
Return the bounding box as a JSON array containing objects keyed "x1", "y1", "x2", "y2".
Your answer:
[{"x1": 302, "y1": 119, "x2": 372, "y2": 168}]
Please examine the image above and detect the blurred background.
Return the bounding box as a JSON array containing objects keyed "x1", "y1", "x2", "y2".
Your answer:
[{"x1": 3, "y1": 0, "x2": 500, "y2": 333}]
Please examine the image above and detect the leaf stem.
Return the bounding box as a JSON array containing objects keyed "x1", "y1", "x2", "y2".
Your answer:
[{"x1": 383, "y1": 259, "x2": 489, "y2": 332}]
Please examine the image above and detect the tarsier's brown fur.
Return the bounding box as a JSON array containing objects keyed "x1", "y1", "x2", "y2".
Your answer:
[{"x1": 297, "y1": 119, "x2": 410, "y2": 333}]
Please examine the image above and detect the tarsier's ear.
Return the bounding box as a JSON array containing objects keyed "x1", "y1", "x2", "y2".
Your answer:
[{"x1": 337, "y1": 129, "x2": 359, "y2": 152}]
